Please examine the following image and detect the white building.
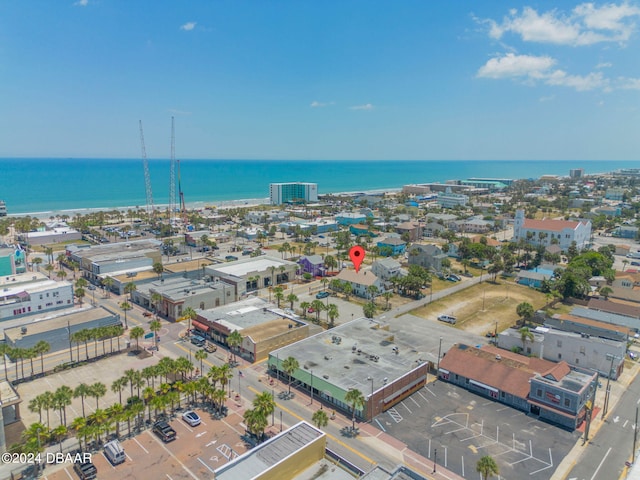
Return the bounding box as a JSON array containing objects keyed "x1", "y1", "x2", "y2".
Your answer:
[
  {"x1": 334, "y1": 269, "x2": 384, "y2": 299},
  {"x1": 269, "y1": 182, "x2": 318, "y2": 205},
  {"x1": 513, "y1": 209, "x2": 591, "y2": 250},
  {"x1": 437, "y1": 188, "x2": 469, "y2": 209},
  {"x1": 0, "y1": 273, "x2": 74, "y2": 321}
]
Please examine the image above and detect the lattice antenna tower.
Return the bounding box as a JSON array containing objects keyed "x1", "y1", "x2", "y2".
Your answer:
[
  {"x1": 169, "y1": 116, "x2": 177, "y2": 225},
  {"x1": 139, "y1": 120, "x2": 155, "y2": 220}
]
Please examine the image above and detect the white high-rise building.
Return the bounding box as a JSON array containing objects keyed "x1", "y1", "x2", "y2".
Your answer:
[{"x1": 269, "y1": 183, "x2": 318, "y2": 205}]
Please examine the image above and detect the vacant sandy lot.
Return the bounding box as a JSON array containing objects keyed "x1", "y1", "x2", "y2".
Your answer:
[{"x1": 410, "y1": 279, "x2": 553, "y2": 336}]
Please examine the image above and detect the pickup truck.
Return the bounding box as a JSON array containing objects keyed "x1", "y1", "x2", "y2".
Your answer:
[
  {"x1": 153, "y1": 420, "x2": 177, "y2": 442},
  {"x1": 73, "y1": 458, "x2": 97, "y2": 479}
]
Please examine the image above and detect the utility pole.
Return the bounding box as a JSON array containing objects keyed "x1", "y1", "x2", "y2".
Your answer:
[
  {"x1": 602, "y1": 354, "x2": 615, "y2": 418},
  {"x1": 584, "y1": 373, "x2": 599, "y2": 444},
  {"x1": 436, "y1": 337, "x2": 443, "y2": 378},
  {"x1": 433, "y1": 448, "x2": 437, "y2": 473},
  {"x1": 633, "y1": 406, "x2": 639, "y2": 463}
]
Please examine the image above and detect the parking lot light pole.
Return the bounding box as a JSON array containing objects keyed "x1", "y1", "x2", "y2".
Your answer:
[
  {"x1": 433, "y1": 448, "x2": 437, "y2": 473},
  {"x1": 436, "y1": 337, "x2": 443, "y2": 378}
]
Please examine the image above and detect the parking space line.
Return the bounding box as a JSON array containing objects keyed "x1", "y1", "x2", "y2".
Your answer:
[
  {"x1": 125, "y1": 452, "x2": 134, "y2": 462},
  {"x1": 417, "y1": 391, "x2": 429, "y2": 403},
  {"x1": 145, "y1": 430, "x2": 199, "y2": 480},
  {"x1": 133, "y1": 437, "x2": 149, "y2": 454},
  {"x1": 101, "y1": 452, "x2": 116, "y2": 470},
  {"x1": 198, "y1": 457, "x2": 216, "y2": 474},
  {"x1": 174, "y1": 420, "x2": 193, "y2": 433},
  {"x1": 409, "y1": 396, "x2": 420, "y2": 408},
  {"x1": 166, "y1": 475, "x2": 174, "y2": 480},
  {"x1": 423, "y1": 386, "x2": 436, "y2": 397},
  {"x1": 374, "y1": 419, "x2": 386, "y2": 432},
  {"x1": 401, "y1": 401, "x2": 412, "y2": 414}
]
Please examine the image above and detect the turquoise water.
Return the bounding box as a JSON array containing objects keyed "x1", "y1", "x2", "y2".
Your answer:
[{"x1": 0, "y1": 158, "x2": 636, "y2": 214}]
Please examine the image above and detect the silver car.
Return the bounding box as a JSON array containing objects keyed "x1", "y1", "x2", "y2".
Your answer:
[{"x1": 182, "y1": 410, "x2": 201, "y2": 427}]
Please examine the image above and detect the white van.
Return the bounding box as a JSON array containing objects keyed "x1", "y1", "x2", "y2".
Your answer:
[
  {"x1": 437, "y1": 314, "x2": 457, "y2": 324},
  {"x1": 104, "y1": 440, "x2": 125, "y2": 465}
]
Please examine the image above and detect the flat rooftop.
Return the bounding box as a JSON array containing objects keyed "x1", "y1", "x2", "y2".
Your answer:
[
  {"x1": 0, "y1": 271, "x2": 48, "y2": 287},
  {"x1": 215, "y1": 422, "x2": 324, "y2": 480},
  {"x1": 0, "y1": 380, "x2": 20, "y2": 406},
  {"x1": 209, "y1": 256, "x2": 296, "y2": 278},
  {"x1": 5, "y1": 306, "x2": 115, "y2": 340},
  {"x1": 164, "y1": 258, "x2": 213, "y2": 273},
  {"x1": 198, "y1": 297, "x2": 286, "y2": 331},
  {"x1": 272, "y1": 317, "x2": 428, "y2": 396}
]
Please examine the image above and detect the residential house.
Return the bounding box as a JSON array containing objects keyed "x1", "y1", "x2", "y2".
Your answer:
[
  {"x1": 349, "y1": 224, "x2": 377, "y2": 237},
  {"x1": 376, "y1": 237, "x2": 406, "y2": 257},
  {"x1": 336, "y1": 212, "x2": 367, "y2": 226},
  {"x1": 516, "y1": 269, "x2": 553, "y2": 289},
  {"x1": 372, "y1": 258, "x2": 405, "y2": 284},
  {"x1": 395, "y1": 221, "x2": 422, "y2": 241},
  {"x1": 587, "y1": 297, "x2": 640, "y2": 319},
  {"x1": 408, "y1": 244, "x2": 447, "y2": 272},
  {"x1": 513, "y1": 209, "x2": 591, "y2": 250},
  {"x1": 612, "y1": 226, "x2": 639, "y2": 239},
  {"x1": 334, "y1": 269, "x2": 384, "y2": 299},
  {"x1": 546, "y1": 313, "x2": 631, "y2": 343},
  {"x1": 298, "y1": 255, "x2": 325, "y2": 277},
  {"x1": 423, "y1": 222, "x2": 447, "y2": 238},
  {"x1": 458, "y1": 217, "x2": 492, "y2": 234},
  {"x1": 605, "y1": 188, "x2": 625, "y2": 201}
]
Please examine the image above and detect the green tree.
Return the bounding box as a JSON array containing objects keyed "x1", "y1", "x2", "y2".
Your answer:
[
  {"x1": 273, "y1": 286, "x2": 284, "y2": 308},
  {"x1": 286, "y1": 293, "x2": 298, "y2": 309},
  {"x1": 516, "y1": 302, "x2": 534, "y2": 326},
  {"x1": 33, "y1": 340, "x2": 50, "y2": 376},
  {"x1": 227, "y1": 330, "x2": 243, "y2": 363},
  {"x1": 153, "y1": 262, "x2": 164, "y2": 279},
  {"x1": 73, "y1": 383, "x2": 91, "y2": 418},
  {"x1": 253, "y1": 390, "x2": 276, "y2": 420},
  {"x1": 149, "y1": 320, "x2": 162, "y2": 350},
  {"x1": 363, "y1": 301, "x2": 377, "y2": 319},
  {"x1": 282, "y1": 356, "x2": 299, "y2": 396},
  {"x1": 599, "y1": 286, "x2": 613, "y2": 300},
  {"x1": 310, "y1": 299, "x2": 325, "y2": 323},
  {"x1": 518, "y1": 327, "x2": 534, "y2": 353},
  {"x1": 89, "y1": 382, "x2": 107, "y2": 409},
  {"x1": 326, "y1": 304, "x2": 339, "y2": 328},
  {"x1": 102, "y1": 276, "x2": 114, "y2": 297},
  {"x1": 344, "y1": 388, "x2": 365, "y2": 432},
  {"x1": 312, "y1": 408, "x2": 329, "y2": 429},
  {"x1": 195, "y1": 349, "x2": 208, "y2": 375},
  {"x1": 243, "y1": 408, "x2": 268, "y2": 442},
  {"x1": 129, "y1": 326, "x2": 145, "y2": 351},
  {"x1": 120, "y1": 301, "x2": 132, "y2": 329},
  {"x1": 476, "y1": 455, "x2": 499, "y2": 479},
  {"x1": 124, "y1": 282, "x2": 137, "y2": 302},
  {"x1": 300, "y1": 301, "x2": 310, "y2": 319}
]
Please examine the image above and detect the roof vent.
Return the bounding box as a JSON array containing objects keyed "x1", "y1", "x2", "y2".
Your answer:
[
  {"x1": 496, "y1": 354, "x2": 502, "y2": 361},
  {"x1": 21, "y1": 326, "x2": 27, "y2": 335}
]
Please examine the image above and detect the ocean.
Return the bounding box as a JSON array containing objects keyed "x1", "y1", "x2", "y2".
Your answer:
[{"x1": 0, "y1": 158, "x2": 636, "y2": 215}]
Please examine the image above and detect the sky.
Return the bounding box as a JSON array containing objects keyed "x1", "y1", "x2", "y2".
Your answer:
[{"x1": 0, "y1": 1, "x2": 639, "y2": 161}]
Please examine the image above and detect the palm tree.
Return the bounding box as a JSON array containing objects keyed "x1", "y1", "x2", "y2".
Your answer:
[
  {"x1": 273, "y1": 286, "x2": 284, "y2": 308},
  {"x1": 363, "y1": 301, "x2": 377, "y2": 319},
  {"x1": 28, "y1": 396, "x2": 44, "y2": 424},
  {"x1": 599, "y1": 286, "x2": 613, "y2": 300},
  {"x1": 129, "y1": 326, "x2": 145, "y2": 351},
  {"x1": 75, "y1": 287, "x2": 86, "y2": 305},
  {"x1": 89, "y1": 382, "x2": 107, "y2": 409},
  {"x1": 149, "y1": 319, "x2": 162, "y2": 350},
  {"x1": 51, "y1": 424, "x2": 68, "y2": 453},
  {"x1": 107, "y1": 403, "x2": 124, "y2": 439},
  {"x1": 227, "y1": 330, "x2": 243, "y2": 363},
  {"x1": 282, "y1": 356, "x2": 299, "y2": 396},
  {"x1": 53, "y1": 385, "x2": 73, "y2": 426},
  {"x1": 44, "y1": 263, "x2": 54, "y2": 278},
  {"x1": 253, "y1": 391, "x2": 276, "y2": 421},
  {"x1": 56, "y1": 269, "x2": 67, "y2": 281},
  {"x1": 151, "y1": 292, "x2": 163, "y2": 317},
  {"x1": 34, "y1": 340, "x2": 50, "y2": 375},
  {"x1": 476, "y1": 455, "x2": 499, "y2": 479},
  {"x1": 111, "y1": 377, "x2": 127, "y2": 405},
  {"x1": 195, "y1": 349, "x2": 208, "y2": 375},
  {"x1": 124, "y1": 281, "x2": 137, "y2": 302},
  {"x1": 312, "y1": 409, "x2": 329, "y2": 429},
  {"x1": 310, "y1": 299, "x2": 325, "y2": 324},
  {"x1": 243, "y1": 408, "x2": 268, "y2": 442},
  {"x1": 382, "y1": 291, "x2": 393, "y2": 310},
  {"x1": 119, "y1": 301, "x2": 132, "y2": 329},
  {"x1": 326, "y1": 303, "x2": 339, "y2": 328},
  {"x1": 102, "y1": 276, "x2": 114, "y2": 297},
  {"x1": 0, "y1": 343, "x2": 10, "y2": 381},
  {"x1": 286, "y1": 293, "x2": 298, "y2": 309},
  {"x1": 181, "y1": 307, "x2": 198, "y2": 333},
  {"x1": 74, "y1": 383, "x2": 91, "y2": 418},
  {"x1": 344, "y1": 388, "x2": 365, "y2": 432},
  {"x1": 519, "y1": 327, "x2": 534, "y2": 353},
  {"x1": 300, "y1": 301, "x2": 310, "y2": 319},
  {"x1": 516, "y1": 302, "x2": 534, "y2": 326},
  {"x1": 40, "y1": 391, "x2": 54, "y2": 429}
]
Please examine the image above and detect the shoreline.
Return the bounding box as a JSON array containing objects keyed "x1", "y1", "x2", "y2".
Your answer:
[{"x1": 7, "y1": 187, "x2": 402, "y2": 220}]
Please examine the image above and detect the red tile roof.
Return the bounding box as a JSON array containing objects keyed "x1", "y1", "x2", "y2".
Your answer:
[
  {"x1": 522, "y1": 218, "x2": 584, "y2": 232},
  {"x1": 439, "y1": 344, "x2": 560, "y2": 399}
]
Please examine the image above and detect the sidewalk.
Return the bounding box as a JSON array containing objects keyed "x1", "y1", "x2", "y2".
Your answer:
[{"x1": 551, "y1": 360, "x2": 640, "y2": 480}]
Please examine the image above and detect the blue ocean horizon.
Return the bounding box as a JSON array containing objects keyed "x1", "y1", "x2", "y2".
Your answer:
[{"x1": 1, "y1": 158, "x2": 636, "y2": 215}]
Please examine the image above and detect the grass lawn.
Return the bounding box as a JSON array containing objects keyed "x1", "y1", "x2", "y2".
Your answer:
[{"x1": 410, "y1": 280, "x2": 566, "y2": 336}]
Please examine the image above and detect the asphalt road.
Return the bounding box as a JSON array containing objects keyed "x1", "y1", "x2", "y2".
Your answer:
[{"x1": 566, "y1": 371, "x2": 640, "y2": 480}]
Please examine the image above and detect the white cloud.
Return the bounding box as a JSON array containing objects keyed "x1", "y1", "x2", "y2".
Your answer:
[
  {"x1": 484, "y1": 3, "x2": 640, "y2": 46},
  {"x1": 180, "y1": 22, "x2": 197, "y2": 31},
  {"x1": 349, "y1": 103, "x2": 374, "y2": 110},
  {"x1": 477, "y1": 53, "x2": 610, "y2": 91},
  {"x1": 310, "y1": 101, "x2": 336, "y2": 108},
  {"x1": 596, "y1": 62, "x2": 613, "y2": 68},
  {"x1": 617, "y1": 76, "x2": 640, "y2": 89},
  {"x1": 477, "y1": 53, "x2": 556, "y2": 79},
  {"x1": 74, "y1": 0, "x2": 88, "y2": 6}
]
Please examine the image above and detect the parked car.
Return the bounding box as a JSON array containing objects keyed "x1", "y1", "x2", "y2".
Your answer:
[
  {"x1": 73, "y1": 457, "x2": 97, "y2": 479},
  {"x1": 190, "y1": 335, "x2": 205, "y2": 347},
  {"x1": 437, "y1": 314, "x2": 457, "y2": 324},
  {"x1": 182, "y1": 410, "x2": 201, "y2": 427},
  {"x1": 308, "y1": 307, "x2": 315, "y2": 313},
  {"x1": 315, "y1": 291, "x2": 330, "y2": 299},
  {"x1": 153, "y1": 420, "x2": 177, "y2": 442}
]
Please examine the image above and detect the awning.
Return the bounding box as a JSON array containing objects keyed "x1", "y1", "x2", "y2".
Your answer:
[
  {"x1": 469, "y1": 379, "x2": 498, "y2": 393},
  {"x1": 192, "y1": 320, "x2": 210, "y2": 333}
]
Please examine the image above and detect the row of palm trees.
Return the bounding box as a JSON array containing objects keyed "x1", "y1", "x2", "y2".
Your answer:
[
  {"x1": 0, "y1": 340, "x2": 50, "y2": 382},
  {"x1": 19, "y1": 356, "x2": 239, "y2": 455},
  {"x1": 69, "y1": 324, "x2": 126, "y2": 362}
]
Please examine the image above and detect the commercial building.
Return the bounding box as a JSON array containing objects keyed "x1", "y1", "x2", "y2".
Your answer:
[
  {"x1": 0, "y1": 246, "x2": 26, "y2": 276},
  {"x1": 270, "y1": 183, "x2": 318, "y2": 205},
  {"x1": 439, "y1": 344, "x2": 598, "y2": 430},
  {"x1": 134, "y1": 276, "x2": 235, "y2": 322},
  {"x1": 205, "y1": 256, "x2": 298, "y2": 298},
  {"x1": 0, "y1": 200, "x2": 6, "y2": 217},
  {"x1": 4, "y1": 306, "x2": 121, "y2": 353},
  {"x1": 193, "y1": 297, "x2": 309, "y2": 363},
  {"x1": 19, "y1": 227, "x2": 82, "y2": 246},
  {"x1": 0, "y1": 272, "x2": 73, "y2": 321},
  {"x1": 569, "y1": 169, "x2": 584, "y2": 178},
  {"x1": 546, "y1": 313, "x2": 631, "y2": 342},
  {"x1": 66, "y1": 239, "x2": 162, "y2": 286},
  {"x1": 214, "y1": 420, "x2": 428, "y2": 480},
  {"x1": 0, "y1": 381, "x2": 21, "y2": 454},
  {"x1": 498, "y1": 326, "x2": 625, "y2": 379},
  {"x1": 513, "y1": 209, "x2": 591, "y2": 250},
  {"x1": 437, "y1": 188, "x2": 469, "y2": 209},
  {"x1": 268, "y1": 317, "x2": 429, "y2": 421}
]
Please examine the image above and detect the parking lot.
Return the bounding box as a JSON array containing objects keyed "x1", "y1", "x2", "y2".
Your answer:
[
  {"x1": 42, "y1": 407, "x2": 249, "y2": 480},
  {"x1": 378, "y1": 381, "x2": 580, "y2": 479}
]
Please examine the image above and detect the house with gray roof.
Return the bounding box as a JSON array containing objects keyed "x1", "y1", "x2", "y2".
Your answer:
[{"x1": 408, "y1": 243, "x2": 447, "y2": 272}]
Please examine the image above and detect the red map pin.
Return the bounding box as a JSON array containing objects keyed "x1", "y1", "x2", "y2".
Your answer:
[{"x1": 349, "y1": 246, "x2": 365, "y2": 273}]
